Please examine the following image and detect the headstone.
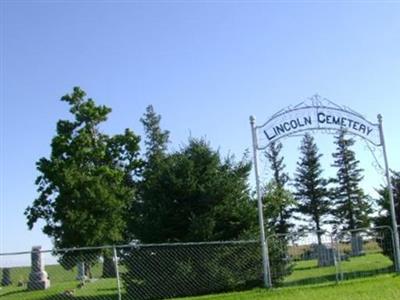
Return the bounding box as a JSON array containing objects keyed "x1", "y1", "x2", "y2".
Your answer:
[
  {"x1": 317, "y1": 244, "x2": 336, "y2": 267},
  {"x1": 351, "y1": 234, "x2": 364, "y2": 256},
  {"x1": 303, "y1": 244, "x2": 319, "y2": 260},
  {"x1": 76, "y1": 262, "x2": 87, "y2": 282},
  {"x1": 102, "y1": 256, "x2": 117, "y2": 278},
  {"x1": 28, "y1": 246, "x2": 50, "y2": 290},
  {"x1": 1, "y1": 268, "x2": 12, "y2": 286}
]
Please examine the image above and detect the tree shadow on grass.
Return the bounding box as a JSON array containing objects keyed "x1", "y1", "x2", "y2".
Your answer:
[
  {"x1": 293, "y1": 265, "x2": 320, "y2": 271},
  {"x1": 0, "y1": 288, "x2": 118, "y2": 300},
  {"x1": 42, "y1": 294, "x2": 118, "y2": 300},
  {"x1": 97, "y1": 287, "x2": 119, "y2": 292},
  {"x1": 281, "y1": 273, "x2": 338, "y2": 287},
  {"x1": 341, "y1": 266, "x2": 394, "y2": 280},
  {"x1": 0, "y1": 289, "x2": 28, "y2": 298}
]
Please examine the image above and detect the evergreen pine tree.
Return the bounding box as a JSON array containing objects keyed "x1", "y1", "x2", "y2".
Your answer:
[
  {"x1": 375, "y1": 170, "x2": 400, "y2": 225},
  {"x1": 140, "y1": 105, "x2": 170, "y2": 162},
  {"x1": 266, "y1": 142, "x2": 289, "y2": 188},
  {"x1": 132, "y1": 105, "x2": 170, "y2": 239},
  {"x1": 331, "y1": 130, "x2": 372, "y2": 232},
  {"x1": 293, "y1": 133, "x2": 330, "y2": 245},
  {"x1": 264, "y1": 142, "x2": 293, "y2": 235},
  {"x1": 375, "y1": 170, "x2": 400, "y2": 262}
]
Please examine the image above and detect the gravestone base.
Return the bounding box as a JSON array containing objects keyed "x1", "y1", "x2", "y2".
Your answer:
[
  {"x1": 28, "y1": 279, "x2": 50, "y2": 290},
  {"x1": 28, "y1": 270, "x2": 50, "y2": 290}
]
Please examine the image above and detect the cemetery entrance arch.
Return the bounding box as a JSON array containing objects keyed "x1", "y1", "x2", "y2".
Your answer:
[{"x1": 249, "y1": 95, "x2": 399, "y2": 287}]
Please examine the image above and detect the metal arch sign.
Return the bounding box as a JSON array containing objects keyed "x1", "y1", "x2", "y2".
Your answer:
[
  {"x1": 249, "y1": 95, "x2": 400, "y2": 288},
  {"x1": 255, "y1": 105, "x2": 381, "y2": 150}
]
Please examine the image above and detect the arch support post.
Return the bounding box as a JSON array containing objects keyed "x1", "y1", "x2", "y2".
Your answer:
[
  {"x1": 250, "y1": 116, "x2": 272, "y2": 288},
  {"x1": 378, "y1": 114, "x2": 400, "y2": 272}
]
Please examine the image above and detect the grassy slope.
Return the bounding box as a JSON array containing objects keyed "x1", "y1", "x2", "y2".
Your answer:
[
  {"x1": 2, "y1": 275, "x2": 399, "y2": 300},
  {"x1": 182, "y1": 275, "x2": 400, "y2": 300},
  {"x1": 0, "y1": 264, "x2": 117, "y2": 300},
  {"x1": 0, "y1": 278, "x2": 117, "y2": 300}
]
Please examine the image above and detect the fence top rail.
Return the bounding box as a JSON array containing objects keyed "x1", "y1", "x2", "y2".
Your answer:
[
  {"x1": 336, "y1": 225, "x2": 393, "y2": 238},
  {"x1": 268, "y1": 230, "x2": 328, "y2": 239},
  {"x1": 2, "y1": 225, "x2": 395, "y2": 256},
  {"x1": 0, "y1": 245, "x2": 118, "y2": 256},
  {"x1": 0, "y1": 239, "x2": 258, "y2": 256},
  {"x1": 118, "y1": 239, "x2": 258, "y2": 249}
]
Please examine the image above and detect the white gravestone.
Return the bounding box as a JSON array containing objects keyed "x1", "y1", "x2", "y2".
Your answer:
[{"x1": 28, "y1": 246, "x2": 50, "y2": 290}]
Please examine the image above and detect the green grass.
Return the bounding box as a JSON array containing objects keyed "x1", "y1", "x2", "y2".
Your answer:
[
  {"x1": 1, "y1": 263, "x2": 104, "y2": 285},
  {"x1": 283, "y1": 252, "x2": 394, "y2": 286},
  {"x1": 2, "y1": 275, "x2": 399, "y2": 300},
  {"x1": 0, "y1": 278, "x2": 117, "y2": 300},
  {"x1": 0, "y1": 263, "x2": 117, "y2": 300},
  {"x1": 181, "y1": 275, "x2": 400, "y2": 300},
  {"x1": 0, "y1": 252, "x2": 396, "y2": 299}
]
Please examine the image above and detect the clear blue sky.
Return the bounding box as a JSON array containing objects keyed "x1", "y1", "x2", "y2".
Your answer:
[{"x1": 1, "y1": 1, "x2": 400, "y2": 254}]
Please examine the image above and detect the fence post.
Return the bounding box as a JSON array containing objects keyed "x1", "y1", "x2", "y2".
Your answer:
[
  {"x1": 378, "y1": 114, "x2": 400, "y2": 273},
  {"x1": 331, "y1": 233, "x2": 340, "y2": 284},
  {"x1": 336, "y1": 233, "x2": 344, "y2": 281},
  {"x1": 113, "y1": 246, "x2": 122, "y2": 300},
  {"x1": 388, "y1": 226, "x2": 397, "y2": 273}
]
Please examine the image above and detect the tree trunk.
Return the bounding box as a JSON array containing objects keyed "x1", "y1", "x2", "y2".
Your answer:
[
  {"x1": 317, "y1": 233, "x2": 322, "y2": 245},
  {"x1": 316, "y1": 219, "x2": 322, "y2": 245}
]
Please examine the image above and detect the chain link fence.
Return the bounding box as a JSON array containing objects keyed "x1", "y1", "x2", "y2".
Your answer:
[
  {"x1": 270, "y1": 230, "x2": 339, "y2": 287},
  {"x1": 270, "y1": 226, "x2": 396, "y2": 287},
  {"x1": 0, "y1": 241, "x2": 263, "y2": 300},
  {"x1": 335, "y1": 226, "x2": 395, "y2": 281},
  {"x1": 0, "y1": 227, "x2": 397, "y2": 300},
  {"x1": 119, "y1": 241, "x2": 262, "y2": 300},
  {"x1": 0, "y1": 246, "x2": 119, "y2": 300}
]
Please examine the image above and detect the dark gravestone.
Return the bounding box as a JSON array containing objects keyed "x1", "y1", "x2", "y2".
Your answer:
[
  {"x1": 303, "y1": 244, "x2": 319, "y2": 260},
  {"x1": 317, "y1": 244, "x2": 336, "y2": 267},
  {"x1": 1, "y1": 268, "x2": 12, "y2": 286},
  {"x1": 28, "y1": 246, "x2": 50, "y2": 290},
  {"x1": 351, "y1": 234, "x2": 364, "y2": 256},
  {"x1": 76, "y1": 262, "x2": 87, "y2": 282},
  {"x1": 102, "y1": 256, "x2": 117, "y2": 278}
]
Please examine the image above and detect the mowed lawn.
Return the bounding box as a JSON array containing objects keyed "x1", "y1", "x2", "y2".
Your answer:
[
  {"x1": 1, "y1": 274, "x2": 399, "y2": 300},
  {"x1": 284, "y1": 252, "x2": 394, "y2": 286},
  {"x1": 182, "y1": 275, "x2": 400, "y2": 300},
  {"x1": 0, "y1": 252, "x2": 396, "y2": 299}
]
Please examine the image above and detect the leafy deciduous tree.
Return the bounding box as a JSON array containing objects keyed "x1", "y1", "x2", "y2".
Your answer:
[{"x1": 25, "y1": 87, "x2": 142, "y2": 276}]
